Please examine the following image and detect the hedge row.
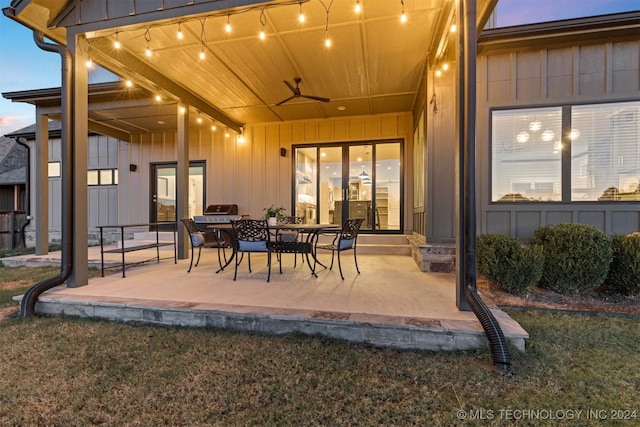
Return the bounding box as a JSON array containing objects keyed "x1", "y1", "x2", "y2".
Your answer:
[{"x1": 477, "y1": 224, "x2": 640, "y2": 296}]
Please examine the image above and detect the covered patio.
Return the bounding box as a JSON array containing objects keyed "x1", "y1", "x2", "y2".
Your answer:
[{"x1": 4, "y1": 245, "x2": 528, "y2": 352}]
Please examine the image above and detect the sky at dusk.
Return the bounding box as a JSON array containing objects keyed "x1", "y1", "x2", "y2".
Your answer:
[{"x1": 1, "y1": 0, "x2": 638, "y2": 137}]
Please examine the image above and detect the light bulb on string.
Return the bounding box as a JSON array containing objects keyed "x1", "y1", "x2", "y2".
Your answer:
[
  {"x1": 298, "y1": 2, "x2": 305, "y2": 23},
  {"x1": 225, "y1": 15, "x2": 232, "y2": 33},
  {"x1": 144, "y1": 27, "x2": 152, "y2": 57},
  {"x1": 400, "y1": 0, "x2": 407, "y2": 23},
  {"x1": 114, "y1": 32, "x2": 121, "y2": 49},
  {"x1": 259, "y1": 9, "x2": 267, "y2": 40},
  {"x1": 177, "y1": 23, "x2": 183, "y2": 40},
  {"x1": 355, "y1": 0, "x2": 361, "y2": 13}
]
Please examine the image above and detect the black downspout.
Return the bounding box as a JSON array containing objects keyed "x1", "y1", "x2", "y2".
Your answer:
[
  {"x1": 14, "y1": 137, "x2": 30, "y2": 248},
  {"x1": 10, "y1": 26, "x2": 73, "y2": 317},
  {"x1": 460, "y1": 0, "x2": 511, "y2": 373}
]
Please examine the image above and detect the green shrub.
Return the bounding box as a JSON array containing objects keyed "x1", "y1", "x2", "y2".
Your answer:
[
  {"x1": 477, "y1": 234, "x2": 544, "y2": 295},
  {"x1": 531, "y1": 223, "x2": 612, "y2": 295},
  {"x1": 605, "y1": 233, "x2": 640, "y2": 296}
]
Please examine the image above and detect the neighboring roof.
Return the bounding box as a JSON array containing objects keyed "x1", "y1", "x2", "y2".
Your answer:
[{"x1": 0, "y1": 137, "x2": 27, "y2": 185}]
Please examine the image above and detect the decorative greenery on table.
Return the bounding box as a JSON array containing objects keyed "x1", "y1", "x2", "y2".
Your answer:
[{"x1": 263, "y1": 205, "x2": 287, "y2": 221}]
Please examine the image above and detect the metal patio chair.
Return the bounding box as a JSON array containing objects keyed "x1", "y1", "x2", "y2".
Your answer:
[
  {"x1": 230, "y1": 219, "x2": 273, "y2": 282},
  {"x1": 181, "y1": 218, "x2": 230, "y2": 273},
  {"x1": 314, "y1": 218, "x2": 364, "y2": 280}
]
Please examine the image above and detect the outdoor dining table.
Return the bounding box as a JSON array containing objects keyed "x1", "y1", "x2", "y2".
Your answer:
[
  {"x1": 270, "y1": 223, "x2": 340, "y2": 277},
  {"x1": 193, "y1": 217, "x2": 338, "y2": 277}
]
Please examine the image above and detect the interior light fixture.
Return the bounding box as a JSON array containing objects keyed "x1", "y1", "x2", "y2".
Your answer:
[
  {"x1": 529, "y1": 120, "x2": 542, "y2": 131},
  {"x1": 553, "y1": 141, "x2": 562, "y2": 152},
  {"x1": 541, "y1": 130, "x2": 555, "y2": 142},
  {"x1": 400, "y1": 0, "x2": 407, "y2": 23},
  {"x1": 114, "y1": 32, "x2": 121, "y2": 49},
  {"x1": 435, "y1": 69, "x2": 442, "y2": 77},
  {"x1": 177, "y1": 23, "x2": 183, "y2": 40},
  {"x1": 516, "y1": 131, "x2": 530, "y2": 143},
  {"x1": 355, "y1": 0, "x2": 361, "y2": 13},
  {"x1": 298, "y1": 2, "x2": 305, "y2": 23},
  {"x1": 570, "y1": 129, "x2": 581, "y2": 140}
]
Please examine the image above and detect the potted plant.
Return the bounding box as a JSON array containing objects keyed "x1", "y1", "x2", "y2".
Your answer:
[{"x1": 263, "y1": 205, "x2": 287, "y2": 226}]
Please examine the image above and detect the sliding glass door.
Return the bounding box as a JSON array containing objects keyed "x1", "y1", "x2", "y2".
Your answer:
[{"x1": 294, "y1": 141, "x2": 402, "y2": 232}]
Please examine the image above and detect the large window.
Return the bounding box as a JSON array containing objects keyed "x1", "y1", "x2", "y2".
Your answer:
[
  {"x1": 491, "y1": 101, "x2": 639, "y2": 202},
  {"x1": 492, "y1": 107, "x2": 562, "y2": 202}
]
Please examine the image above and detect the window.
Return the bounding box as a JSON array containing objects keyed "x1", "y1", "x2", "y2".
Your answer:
[
  {"x1": 88, "y1": 169, "x2": 118, "y2": 186},
  {"x1": 492, "y1": 107, "x2": 562, "y2": 202},
  {"x1": 571, "y1": 102, "x2": 639, "y2": 201},
  {"x1": 48, "y1": 162, "x2": 60, "y2": 178},
  {"x1": 491, "y1": 100, "x2": 639, "y2": 202}
]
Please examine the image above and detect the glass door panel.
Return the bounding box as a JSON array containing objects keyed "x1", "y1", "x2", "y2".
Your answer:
[
  {"x1": 375, "y1": 143, "x2": 401, "y2": 231},
  {"x1": 349, "y1": 145, "x2": 373, "y2": 231},
  {"x1": 294, "y1": 147, "x2": 317, "y2": 224},
  {"x1": 319, "y1": 146, "x2": 342, "y2": 225}
]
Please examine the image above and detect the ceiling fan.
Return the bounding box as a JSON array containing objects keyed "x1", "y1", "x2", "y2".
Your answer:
[{"x1": 275, "y1": 77, "x2": 330, "y2": 106}]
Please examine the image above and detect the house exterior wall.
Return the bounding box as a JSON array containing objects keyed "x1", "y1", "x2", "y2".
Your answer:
[
  {"x1": 477, "y1": 39, "x2": 640, "y2": 240},
  {"x1": 117, "y1": 113, "x2": 414, "y2": 232}
]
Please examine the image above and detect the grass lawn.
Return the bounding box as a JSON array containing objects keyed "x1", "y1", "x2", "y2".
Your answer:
[{"x1": 0, "y1": 267, "x2": 638, "y2": 425}]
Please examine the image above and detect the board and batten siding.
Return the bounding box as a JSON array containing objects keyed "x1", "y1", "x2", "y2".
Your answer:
[
  {"x1": 119, "y1": 113, "x2": 414, "y2": 231},
  {"x1": 477, "y1": 39, "x2": 640, "y2": 241}
]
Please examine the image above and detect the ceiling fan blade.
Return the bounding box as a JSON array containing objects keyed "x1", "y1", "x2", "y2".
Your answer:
[
  {"x1": 302, "y1": 94, "x2": 331, "y2": 103},
  {"x1": 276, "y1": 95, "x2": 298, "y2": 106},
  {"x1": 283, "y1": 80, "x2": 297, "y2": 93}
]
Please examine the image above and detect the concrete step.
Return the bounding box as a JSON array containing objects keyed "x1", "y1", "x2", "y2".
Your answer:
[{"x1": 316, "y1": 233, "x2": 410, "y2": 256}]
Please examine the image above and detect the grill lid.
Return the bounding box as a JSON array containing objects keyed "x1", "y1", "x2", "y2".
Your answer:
[{"x1": 204, "y1": 204, "x2": 238, "y2": 215}]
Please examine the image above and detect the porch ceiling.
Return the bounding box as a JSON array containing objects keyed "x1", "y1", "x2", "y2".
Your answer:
[{"x1": 5, "y1": 0, "x2": 497, "y2": 137}]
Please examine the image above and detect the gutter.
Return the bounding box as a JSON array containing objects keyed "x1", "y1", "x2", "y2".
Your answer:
[
  {"x1": 14, "y1": 137, "x2": 30, "y2": 248},
  {"x1": 3, "y1": 7, "x2": 74, "y2": 318},
  {"x1": 460, "y1": 0, "x2": 511, "y2": 373}
]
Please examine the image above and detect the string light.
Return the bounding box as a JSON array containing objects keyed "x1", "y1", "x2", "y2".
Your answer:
[
  {"x1": 298, "y1": 2, "x2": 305, "y2": 23},
  {"x1": 320, "y1": 0, "x2": 333, "y2": 48},
  {"x1": 125, "y1": 80, "x2": 133, "y2": 87},
  {"x1": 225, "y1": 14, "x2": 232, "y2": 33},
  {"x1": 450, "y1": 23, "x2": 457, "y2": 32},
  {"x1": 354, "y1": 0, "x2": 361, "y2": 13},
  {"x1": 259, "y1": 9, "x2": 267, "y2": 40},
  {"x1": 442, "y1": 62, "x2": 449, "y2": 71},
  {"x1": 400, "y1": 0, "x2": 407, "y2": 23},
  {"x1": 225, "y1": 127, "x2": 230, "y2": 138},
  {"x1": 114, "y1": 32, "x2": 121, "y2": 49},
  {"x1": 199, "y1": 18, "x2": 206, "y2": 60},
  {"x1": 155, "y1": 95, "x2": 162, "y2": 102},
  {"x1": 177, "y1": 22, "x2": 183, "y2": 39},
  {"x1": 144, "y1": 27, "x2": 152, "y2": 57},
  {"x1": 211, "y1": 124, "x2": 217, "y2": 131},
  {"x1": 86, "y1": 57, "x2": 93, "y2": 68}
]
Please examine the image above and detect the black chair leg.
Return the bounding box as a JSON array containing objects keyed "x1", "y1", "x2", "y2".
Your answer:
[
  {"x1": 233, "y1": 254, "x2": 239, "y2": 281},
  {"x1": 337, "y1": 249, "x2": 344, "y2": 280},
  {"x1": 248, "y1": 253, "x2": 252, "y2": 273},
  {"x1": 267, "y1": 252, "x2": 271, "y2": 282},
  {"x1": 353, "y1": 248, "x2": 360, "y2": 274},
  {"x1": 187, "y1": 246, "x2": 196, "y2": 273},
  {"x1": 195, "y1": 246, "x2": 202, "y2": 267}
]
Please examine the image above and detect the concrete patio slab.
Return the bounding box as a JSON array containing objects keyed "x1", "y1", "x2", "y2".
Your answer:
[{"x1": 4, "y1": 246, "x2": 528, "y2": 352}]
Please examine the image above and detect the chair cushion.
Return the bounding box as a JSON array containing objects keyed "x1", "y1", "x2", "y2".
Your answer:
[
  {"x1": 338, "y1": 238, "x2": 354, "y2": 250},
  {"x1": 190, "y1": 233, "x2": 205, "y2": 247},
  {"x1": 278, "y1": 230, "x2": 299, "y2": 242},
  {"x1": 238, "y1": 240, "x2": 269, "y2": 252}
]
